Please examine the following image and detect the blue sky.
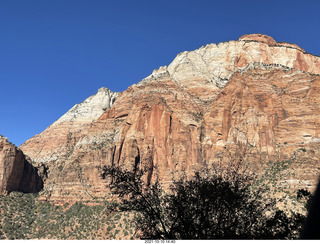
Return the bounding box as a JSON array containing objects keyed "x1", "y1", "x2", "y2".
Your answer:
[{"x1": 1, "y1": 0, "x2": 320, "y2": 146}]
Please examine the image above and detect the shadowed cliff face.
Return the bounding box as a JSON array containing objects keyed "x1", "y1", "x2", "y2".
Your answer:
[
  {"x1": 19, "y1": 34, "x2": 320, "y2": 202},
  {"x1": 0, "y1": 136, "x2": 43, "y2": 194}
]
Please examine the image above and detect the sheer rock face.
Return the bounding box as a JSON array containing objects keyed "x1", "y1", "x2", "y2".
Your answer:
[
  {"x1": 20, "y1": 34, "x2": 320, "y2": 202},
  {"x1": 203, "y1": 68, "x2": 320, "y2": 188},
  {"x1": 0, "y1": 136, "x2": 43, "y2": 194}
]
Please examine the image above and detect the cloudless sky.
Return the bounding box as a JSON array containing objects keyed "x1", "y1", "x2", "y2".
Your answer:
[{"x1": 1, "y1": 0, "x2": 320, "y2": 146}]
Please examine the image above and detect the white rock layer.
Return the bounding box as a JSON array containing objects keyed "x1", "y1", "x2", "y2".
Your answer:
[
  {"x1": 52, "y1": 87, "x2": 119, "y2": 125},
  {"x1": 140, "y1": 38, "x2": 320, "y2": 91}
]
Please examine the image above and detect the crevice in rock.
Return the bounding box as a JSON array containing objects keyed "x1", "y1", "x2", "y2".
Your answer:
[
  {"x1": 146, "y1": 140, "x2": 155, "y2": 186},
  {"x1": 111, "y1": 145, "x2": 116, "y2": 167},
  {"x1": 117, "y1": 140, "x2": 125, "y2": 166},
  {"x1": 134, "y1": 146, "x2": 140, "y2": 176}
]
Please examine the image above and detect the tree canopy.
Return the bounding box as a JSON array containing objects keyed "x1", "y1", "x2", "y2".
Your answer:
[{"x1": 101, "y1": 164, "x2": 306, "y2": 239}]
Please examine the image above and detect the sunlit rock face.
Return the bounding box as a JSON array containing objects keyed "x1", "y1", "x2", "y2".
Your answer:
[
  {"x1": 53, "y1": 87, "x2": 119, "y2": 125},
  {"x1": 20, "y1": 34, "x2": 320, "y2": 203},
  {"x1": 20, "y1": 87, "x2": 119, "y2": 164},
  {"x1": 141, "y1": 34, "x2": 320, "y2": 100},
  {"x1": 0, "y1": 136, "x2": 43, "y2": 195}
]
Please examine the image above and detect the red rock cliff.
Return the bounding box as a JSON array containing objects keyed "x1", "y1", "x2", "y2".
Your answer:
[
  {"x1": 0, "y1": 136, "x2": 43, "y2": 194},
  {"x1": 20, "y1": 34, "x2": 320, "y2": 202}
]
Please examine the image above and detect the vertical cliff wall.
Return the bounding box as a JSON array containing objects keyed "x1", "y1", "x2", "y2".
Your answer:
[{"x1": 0, "y1": 136, "x2": 43, "y2": 194}]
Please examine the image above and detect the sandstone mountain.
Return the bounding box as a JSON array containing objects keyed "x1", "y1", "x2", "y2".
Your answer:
[
  {"x1": 19, "y1": 34, "x2": 320, "y2": 203},
  {"x1": 0, "y1": 135, "x2": 43, "y2": 194}
]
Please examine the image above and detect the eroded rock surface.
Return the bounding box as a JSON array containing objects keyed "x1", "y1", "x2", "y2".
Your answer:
[
  {"x1": 0, "y1": 136, "x2": 43, "y2": 194},
  {"x1": 53, "y1": 87, "x2": 119, "y2": 125},
  {"x1": 20, "y1": 34, "x2": 320, "y2": 202}
]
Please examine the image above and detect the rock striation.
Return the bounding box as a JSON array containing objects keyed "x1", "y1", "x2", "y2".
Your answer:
[
  {"x1": 0, "y1": 135, "x2": 43, "y2": 194},
  {"x1": 53, "y1": 87, "x2": 119, "y2": 125},
  {"x1": 20, "y1": 34, "x2": 320, "y2": 202},
  {"x1": 140, "y1": 34, "x2": 320, "y2": 100}
]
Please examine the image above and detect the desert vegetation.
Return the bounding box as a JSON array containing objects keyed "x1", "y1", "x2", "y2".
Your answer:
[
  {"x1": 0, "y1": 193, "x2": 136, "y2": 240},
  {"x1": 101, "y1": 160, "x2": 312, "y2": 239},
  {"x1": 0, "y1": 159, "x2": 313, "y2": 240}
]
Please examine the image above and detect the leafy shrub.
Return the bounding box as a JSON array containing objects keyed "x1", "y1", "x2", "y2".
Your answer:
[{"x1": 101, "y1": 164, "x2": 306, "y2": 239}]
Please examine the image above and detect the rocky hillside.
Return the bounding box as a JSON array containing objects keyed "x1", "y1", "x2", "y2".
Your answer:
[{"x1": 19, "y1": 34, "x2": 320, "y2": 203}]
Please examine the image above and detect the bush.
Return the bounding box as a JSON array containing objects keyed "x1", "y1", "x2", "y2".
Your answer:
[{"x1": 101, "y1": 164, "x2": 305, "y2": 239}]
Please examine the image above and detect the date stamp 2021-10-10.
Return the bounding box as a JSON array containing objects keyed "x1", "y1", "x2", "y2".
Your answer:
[{"x1": 145, "y1": 240, "x2": 176, "y2": 244}]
